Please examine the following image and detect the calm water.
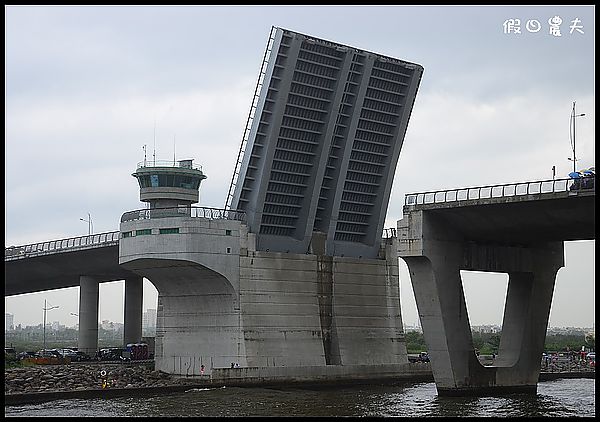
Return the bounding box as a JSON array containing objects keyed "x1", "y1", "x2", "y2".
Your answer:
[{"x1": 5, "y1": 378, "x2": 595, "y2": 417}]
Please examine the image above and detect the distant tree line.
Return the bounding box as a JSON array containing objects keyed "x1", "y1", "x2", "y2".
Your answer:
[
  {"x1": 405, "y1": 331, "x2": 595, "y2": 355},
  {"x1": 5, "y1": 325, "x2": 127, "y2": 353}
]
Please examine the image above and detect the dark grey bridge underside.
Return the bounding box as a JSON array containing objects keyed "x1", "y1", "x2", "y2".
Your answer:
[
  {"x1": 407, "y1": 191, "x2": 595, "y2": 244},
  {"x1": 5, "y1": 245, "x2": 136, "y2": 296}
]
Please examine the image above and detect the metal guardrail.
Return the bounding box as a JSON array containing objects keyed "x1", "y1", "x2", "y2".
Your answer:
[
  {"x1": 120, "y1": 206, "x2": 247, "y2": 223},
  {"x1": 136, "y1": 160, "x2": 203, "y2": 171},
  {"x1": 5, "y1": 231, "x2": 120, "y2": 261},
  {"x1": 404, "y1": 177, "x2": 594, "y2": 206}
]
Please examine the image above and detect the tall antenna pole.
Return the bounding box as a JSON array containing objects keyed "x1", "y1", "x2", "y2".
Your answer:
[
  {"x1": 173, "y1": 134, "x2": 176, "y2": 166},
  {"x1": 43, "y1": 299, "x2": 46, "y2": 351},
  {"x1": 143, "y1": 144, "x2": 147, "y2": 167},
  {"x1": 153, "y1": 119, "x2": 157, "y2": 166},
  {"x1": 570, "y1": 101, "x2": 586, "y2": 174},
  {"x1": 572, "y1": 102, "x2": 576, "y2": 174}
]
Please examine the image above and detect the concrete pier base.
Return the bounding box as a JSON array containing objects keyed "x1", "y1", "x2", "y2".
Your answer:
[
  {"x1": 403, "y1": 242, "x2": 563, "y2": 395},
  {"x1": 119, "y1": 218, "x2": 408, "y2": 378},
  {"x1": 399, "y1": 210, "x2": 564, "y2": 395},
  {"x1": 124, "y1": 276, "x2": 143, "y2": 346},
  {"x1": 78, "y1": 276, "x2": 99, "y2": 356}
]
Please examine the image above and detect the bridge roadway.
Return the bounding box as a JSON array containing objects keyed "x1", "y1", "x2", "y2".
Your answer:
[
  {"x1": 400, "y1": 180, "x2": 594, "y2": 244},
  {"x1": 5, "y1": 232, "x2": 135, "y2": 296},
  {"x1": 7, "y1": 179, "x2": 593, "y2": 297}
]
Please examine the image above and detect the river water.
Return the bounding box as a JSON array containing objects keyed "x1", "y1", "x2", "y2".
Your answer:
[{"x1": 5, "y1": 378, "x2": 594, "y2": 417}]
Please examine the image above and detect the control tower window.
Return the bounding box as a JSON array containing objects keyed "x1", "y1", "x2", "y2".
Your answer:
[
  {"x1": 138, "y1": 173, "x2": 202, "y2": 189},
  {"x1": 174, "y1": 175, "x2": 193, "y2": 189}
]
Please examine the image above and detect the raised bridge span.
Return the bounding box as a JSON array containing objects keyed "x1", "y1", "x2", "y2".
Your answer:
[{"x1": 397, "y1": 177, "x2": 594, "y2": 395}]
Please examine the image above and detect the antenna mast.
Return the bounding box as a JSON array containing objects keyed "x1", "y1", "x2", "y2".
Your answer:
[
  {"x1": 173, "y1": 134, "x2": 176, "y2": 166},
  {"x1": 153, "y1": 119, "x2": 157, "y2": 166},
  {"x1": 143, "y1": 144, "x2": 147, "y2": 166}
]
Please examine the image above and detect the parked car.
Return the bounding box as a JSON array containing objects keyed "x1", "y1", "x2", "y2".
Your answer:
[
  {"x1": 17, "y1": 351, "x2": 37, "y2": 360},
  {"x1": 5, "y1": 347, "x2": 17, "y2": 360},
  {"x1": 97, "y1": 348, "x2": 130, "y2": 361},
  {"x1": 36, "y1": 349, "x2": 63, "y2": 358},
  {"x1": 59, "y1": 349, "x2": 91, "y2": 362}
]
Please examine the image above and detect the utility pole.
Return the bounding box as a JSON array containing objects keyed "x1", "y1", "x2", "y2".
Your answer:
[
  {"x1": 569, "y1": 101, "x2": 586, "y2": 173},
  {"x1": 43, "y1": 299, "x2": 59, "y2": 351}
]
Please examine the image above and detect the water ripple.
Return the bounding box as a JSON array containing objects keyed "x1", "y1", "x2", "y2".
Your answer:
[{"x1": 4, "y1": 378, "x2": 595, "y2": 417}]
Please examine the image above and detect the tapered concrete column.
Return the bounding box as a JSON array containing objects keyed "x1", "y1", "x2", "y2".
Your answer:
[
  {"x1": 124, "y1": 276, "x2": 143, "y2": 346},
  {"x1": 78, "y1": 276, "x2": 99, "y2": 356},
  {"x1": 403, "y1": 242, "x2": 482, "y2": 392},
  {"x1": 494, "y1": 243, "x2": 564, "y2": 387}
]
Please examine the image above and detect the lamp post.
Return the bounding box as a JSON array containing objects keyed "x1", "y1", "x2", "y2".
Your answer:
[
  {"x1": 568, "y1": 101, "x2": 585, "y2": 173},
  {"x1": 80, "y1": 213, "x2": 93, "y2": 235},
  {"x1": 70, "y1": 312, "x2": 79, "y2": 331},
  {"x1": 43, "y1": 300, "x2": 59, "y2": 351}
]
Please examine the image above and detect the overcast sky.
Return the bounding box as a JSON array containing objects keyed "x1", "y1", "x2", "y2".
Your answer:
[{"x1": 5, "y1": 5, "x2": 595, "y2": 330}]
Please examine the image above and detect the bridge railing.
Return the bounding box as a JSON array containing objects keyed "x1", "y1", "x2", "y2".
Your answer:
[
  {"x1": 136, "y1": 160, "x2": 203, "y2": 171},
  {"x1": 120, "y1": 206, "x2": 247, "y2": 223},
  {"x1": 404, "y1": 177, "x2": 593, "y2": 206},
  {"x1": 5, "y1": 231, "x2": 120, "y2": 261}
]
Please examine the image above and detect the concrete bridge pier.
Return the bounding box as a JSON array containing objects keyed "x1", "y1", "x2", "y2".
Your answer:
[
  {"x1": 401, "y1": 231, "x2": 564, "y2": 395},
  {"x1": 78, "y1": 275, "x2": 99, "y2": 356},
  {"x1": 123, "y1": 276, "x2": 143, "y2": 346}
]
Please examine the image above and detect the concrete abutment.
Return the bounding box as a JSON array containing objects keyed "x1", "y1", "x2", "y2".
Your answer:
[{"x1": 118, "y1": 218, "x2": 409, "y2": 378}]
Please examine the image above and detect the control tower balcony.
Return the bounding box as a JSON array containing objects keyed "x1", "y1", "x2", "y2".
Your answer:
[{"x1": 132, "y1": 159, "x2": 207, "y2": 208}]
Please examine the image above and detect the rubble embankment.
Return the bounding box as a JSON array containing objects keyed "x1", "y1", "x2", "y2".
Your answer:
[{"x1": 5, "y1": 361, "x2": 202, "y2": 397}]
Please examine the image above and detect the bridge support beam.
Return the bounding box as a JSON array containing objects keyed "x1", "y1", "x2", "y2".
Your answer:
[
  {"x1": 399, "y1": 212, "x2": 564, "y2": 395},
  {"x1": 123, "y1": 276, "x2": 143, "y2": 346},
  {"x1": 78, "y1": 275, "x2": 99, "y2": 357}
]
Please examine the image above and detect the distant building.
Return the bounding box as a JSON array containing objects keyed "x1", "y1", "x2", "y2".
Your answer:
[
  {"x1": 404, "y1": 323, "x2": 422, "y2": 333},
  {"x1": 100, "y1": 320, "x2": 123, "y2": 331},
  {"x1": 471, "y1": 325, "x2": 502, "y2": 333},
  {"x1": 5, "y1": 313, "x2": 14, "y2": 331},
  {"x1": 51, "y1": 321, "x2": 65, "y2": 331},
  {"x1": 143, "y1": 309, "x2": 157, "y2": 330}
]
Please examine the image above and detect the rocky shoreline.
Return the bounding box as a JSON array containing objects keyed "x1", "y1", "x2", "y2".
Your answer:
[
  {"x1": 4, "y1": 361, "x2": 202, "y2": 396},
  {"x1": 5, "y1": 360, "x2": 594, "y2": 404}
]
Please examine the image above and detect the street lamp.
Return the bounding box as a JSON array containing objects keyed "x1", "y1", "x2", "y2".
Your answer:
[
  {"x1": 568, "y1": 101, "x2": 585, "y2": 173},
  {"x1": 80, "y1": 213, "x2": 93, "y2": 235},
  {"x1": 43, "y1": 299, "x2": 59, "y2": 352},
  {"x1": 70, "y1": 312, "x2": 78, "y2": 329}
]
